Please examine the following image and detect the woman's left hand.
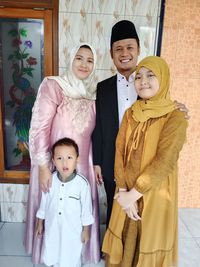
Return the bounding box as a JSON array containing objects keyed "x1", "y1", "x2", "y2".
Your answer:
[
  {"x1": 125, "y1": 202, "x2": 141, "y2": 221},
  {"x1": 114, "y1": 188, "x2": 143, "y2": 209}
]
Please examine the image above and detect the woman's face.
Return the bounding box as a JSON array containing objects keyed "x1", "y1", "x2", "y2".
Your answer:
[
  {"x1": 134, "y1": 67, "x2": 160, "y2": 100},
  {"x1": 72, "y1": 47, "x2": 94, "y2": 80}
]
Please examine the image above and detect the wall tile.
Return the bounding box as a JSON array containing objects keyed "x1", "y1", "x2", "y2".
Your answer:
[
  {"x1": 59, "y1": 0, "x2": 92, "y2": 13},
  {"x1": 124, "y1": 15, "x2": 158, "y2": 61},
  {"x1": 161, "y1": 27, "x2": 179, "y2": 70},
  {"x1": 92, "y1": 0, "x2": 125, "y2": 15},
  {"x1": 173, "y1": 27, "x2": 200, "y2": 78},
  {"x1": 95, "y1": 69, "x2": 116, "y2": 83},
  {"x1": 1, "y1": 184, "x2": 28, "y2": 202},
  {"x1": 1, "y1": 202, "x2": 27, "y2": 222},
  {"x1": 125, "y1": 0, "x2": 160, "y2": 16},
  {"x1": 164, "y1": 0, "x2": 200, "y2": 27},
  {"x1": 169, "y1": 78, "x2": 200, "y2": 207},
  {"x1": 91, "y1": 14, "x2": 124, "y2": 70},
  {"x1": 162, "y1": 0, "x2": 200, "y2": 208},
  {"x1": 59, "y1": 12, "x2": 92, "y2": 68}
]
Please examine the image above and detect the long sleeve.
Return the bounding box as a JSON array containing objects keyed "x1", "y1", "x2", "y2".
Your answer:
[
  {"x1": 92, "y1": 83, "x2": 103, "y2": 166},
  {"x1": 29, "y1": 79, "x2": 62, "y2": 165},
  {"x1": 114, "y1": 111, "x2": 129, "y2": 189},
  {"x1": 36, "y1": 191, "x2": 48, "y2": 219},
  {"x1": 81, "y1": 181, "x2": 94, "y2": 226},
  {"x1": 135, "y1": 110, "x2": 188, "y2": 193}
]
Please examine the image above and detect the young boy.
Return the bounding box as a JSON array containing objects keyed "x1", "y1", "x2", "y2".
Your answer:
[{"x1": 35, "y1": 137, "x2": 94, "y2": 267}]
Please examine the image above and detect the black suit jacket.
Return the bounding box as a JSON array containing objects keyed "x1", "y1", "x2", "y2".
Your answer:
[{"x1": 92, "y1": 75, "x2": 119, "y2": 181}]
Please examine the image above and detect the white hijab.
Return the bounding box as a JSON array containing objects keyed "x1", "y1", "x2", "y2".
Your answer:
[{"x1": 45, "y1": 42, "x2": 97, "y2": 100}]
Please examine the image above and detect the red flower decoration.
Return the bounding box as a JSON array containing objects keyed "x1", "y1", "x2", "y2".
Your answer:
[
  {"x1": 26, "y1": 56, "x2": 37, "y2": 65},
  {"x1": 12, "y1": 38, "x2": 22, "y2": 47}
]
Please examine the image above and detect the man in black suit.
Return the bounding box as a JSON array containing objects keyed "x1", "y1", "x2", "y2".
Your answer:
[
  {"x1": 92, "y1": 20, "x2": 140, "y2": 226},
  {"x1": 92, "y1": 20, "x2": 188, "y2": 227}
]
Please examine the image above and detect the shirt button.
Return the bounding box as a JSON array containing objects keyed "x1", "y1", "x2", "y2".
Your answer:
[
  {"x1": 59, "y1": 212, "x2": 61, "y2": 215},
  {"x1": 60, "y1": 198, "x2": 62, "y2": 200},
  {"x1": 126, "y1": 85, "x2": 128, "y2": 87},
  {"x1": 62, "y1": 184, "x2": 64, "y2": 186},
  {"x1": 126, "y1": 98, "x2": 128, "y2": 101}
]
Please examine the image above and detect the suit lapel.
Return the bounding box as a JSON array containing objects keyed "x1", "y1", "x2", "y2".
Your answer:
[{"x1": 109, "y1": 75, "x2": 119, "y2": 127}]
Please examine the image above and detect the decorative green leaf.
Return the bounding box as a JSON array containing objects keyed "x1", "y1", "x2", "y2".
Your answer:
[
  {"x1": 22, "y1": 53, "x2": 29, "y2": 59},
  {"x1": 22, "y1": 67, "x2": 34, "y2": 74},
  {"x1": 27, "y1": 67, "x2": 34, "y2": 72},
  {"x1": 19, "y1": 28, "x2": 27, "y2": 37},
  {"x1": 26, "y1": 71, "x2": 33, "y2": 77},
  {"x1": 8, "y1": 55, "x2": 14, "y2": 60},
  {"x1": 8, "y1": 29, "x2": 18, "y2": 37},
  {"x1": 13, "y1": 50, "x2": 22, "y2": 60},
  {"x1": 22, "y1": 67, "x2": 29, "y2": 72},
  {"x1": 13, "y1": 147, "x2": 22, "y2": 157},
  {"x1": 13, "y1": 50, "x2": 21, "y2": 57}
]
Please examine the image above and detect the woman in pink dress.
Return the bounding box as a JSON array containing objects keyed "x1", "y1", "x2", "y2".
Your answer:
[{"x1": 24, "y1": 43, "x2": 100, "y2": 264}]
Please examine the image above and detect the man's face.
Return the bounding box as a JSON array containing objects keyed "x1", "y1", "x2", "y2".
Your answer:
[{"x1": 111, "y1": 38, "x2": 140, "y2": 78}]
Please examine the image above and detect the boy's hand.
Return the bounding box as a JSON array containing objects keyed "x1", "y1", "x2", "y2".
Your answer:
[
  {"x1": 35, "y1": 218, "x2": 44, "y2": 237},
  {"x1": 81, "y1": 226, "x2": 90, "y2": 244}
]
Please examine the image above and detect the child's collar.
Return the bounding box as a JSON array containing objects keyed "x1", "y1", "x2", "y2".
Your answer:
[{"x1": 57, "y1": 170, "x2": 77, "y2": 183}]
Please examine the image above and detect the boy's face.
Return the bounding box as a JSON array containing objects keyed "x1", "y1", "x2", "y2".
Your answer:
[
  {"x1": 110, "y1": 38, "x2": 140, "y2": 78},
  {"x1": 72, "y1": 47, "x2": 94, "y2": 80},
  {"x1": 53, "y1": 145, "x2": 78, "y2": 180}
]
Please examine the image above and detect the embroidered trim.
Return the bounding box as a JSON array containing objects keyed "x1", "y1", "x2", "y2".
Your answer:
[{"x1": 64, "y1": 95, "x2": 94, "y2": 134}]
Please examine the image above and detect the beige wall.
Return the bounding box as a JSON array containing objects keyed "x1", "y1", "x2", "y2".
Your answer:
[{"x1": 161, "y1": 0, "x2": 200, "y2": 207}]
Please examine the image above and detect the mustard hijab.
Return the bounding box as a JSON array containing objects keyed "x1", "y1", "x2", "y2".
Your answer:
[
  {"x1": 132, "y1": 56, "x2": 175, "y2": 122},
  {"x1": 126, "y1": 56, "x2": 176, "y2": 158}
]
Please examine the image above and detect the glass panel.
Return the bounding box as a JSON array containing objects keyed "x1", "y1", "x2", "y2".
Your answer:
[{"x1": 0, "y1": 18, "x2": 44, "y2": 171}]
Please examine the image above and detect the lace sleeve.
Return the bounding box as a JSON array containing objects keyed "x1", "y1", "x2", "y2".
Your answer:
[{"x1": 29, "y1": 79, "x2": 62, "y2": 165}]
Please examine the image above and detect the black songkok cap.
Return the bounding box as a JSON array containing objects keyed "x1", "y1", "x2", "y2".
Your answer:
[{"x1": 110, "y1": 20, "x2": 139, "y2": 48}]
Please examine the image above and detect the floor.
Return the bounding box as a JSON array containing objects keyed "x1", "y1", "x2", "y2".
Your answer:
[{"x1": 0, "y1": 208, "x2": 200, "y2": 267}]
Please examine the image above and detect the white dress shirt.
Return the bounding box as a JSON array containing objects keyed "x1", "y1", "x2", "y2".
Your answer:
[{"x1": 117, "y1": 71, "x2": 138, "y2": 125}]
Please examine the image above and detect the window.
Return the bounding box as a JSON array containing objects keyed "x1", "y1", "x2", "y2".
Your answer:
[{"x1": 0, "y1": 5, "x2": 58, "y2": 183}]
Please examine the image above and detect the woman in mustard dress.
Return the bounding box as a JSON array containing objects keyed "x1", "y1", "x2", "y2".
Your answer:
[{"x1": 103, "y1": 56, "x2": 188, "y2": 267}]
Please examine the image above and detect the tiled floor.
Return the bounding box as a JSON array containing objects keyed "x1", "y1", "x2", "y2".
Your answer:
[{"x1": 0, "y1": 208, "x2": 200, "y2": 267}]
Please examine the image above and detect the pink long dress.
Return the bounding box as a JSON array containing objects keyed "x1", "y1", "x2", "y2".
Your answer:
[{"x1": 24, "y1": 79, "x2": 100, "y2": 264}]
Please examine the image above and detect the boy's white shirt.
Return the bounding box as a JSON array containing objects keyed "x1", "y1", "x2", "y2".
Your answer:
[{"x1": 36, "y1": 171, "x2": 94, "y2": 267}]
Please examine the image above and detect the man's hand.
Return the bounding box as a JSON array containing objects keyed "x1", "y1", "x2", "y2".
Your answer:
[
  {"x1": 94, "y1": 165, "x2": 103, "y2": 185},
  {"x1": 174, "y1": 100, "x2": 190, "y2": 119},
  {"x1": 39, "y1": 165, "x2": 52, "y2": 193}
]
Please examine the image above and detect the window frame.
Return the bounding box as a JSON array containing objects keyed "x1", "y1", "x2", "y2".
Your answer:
[{"x1": 0, "y1": 6, "x2": 57, "y2": 183}]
